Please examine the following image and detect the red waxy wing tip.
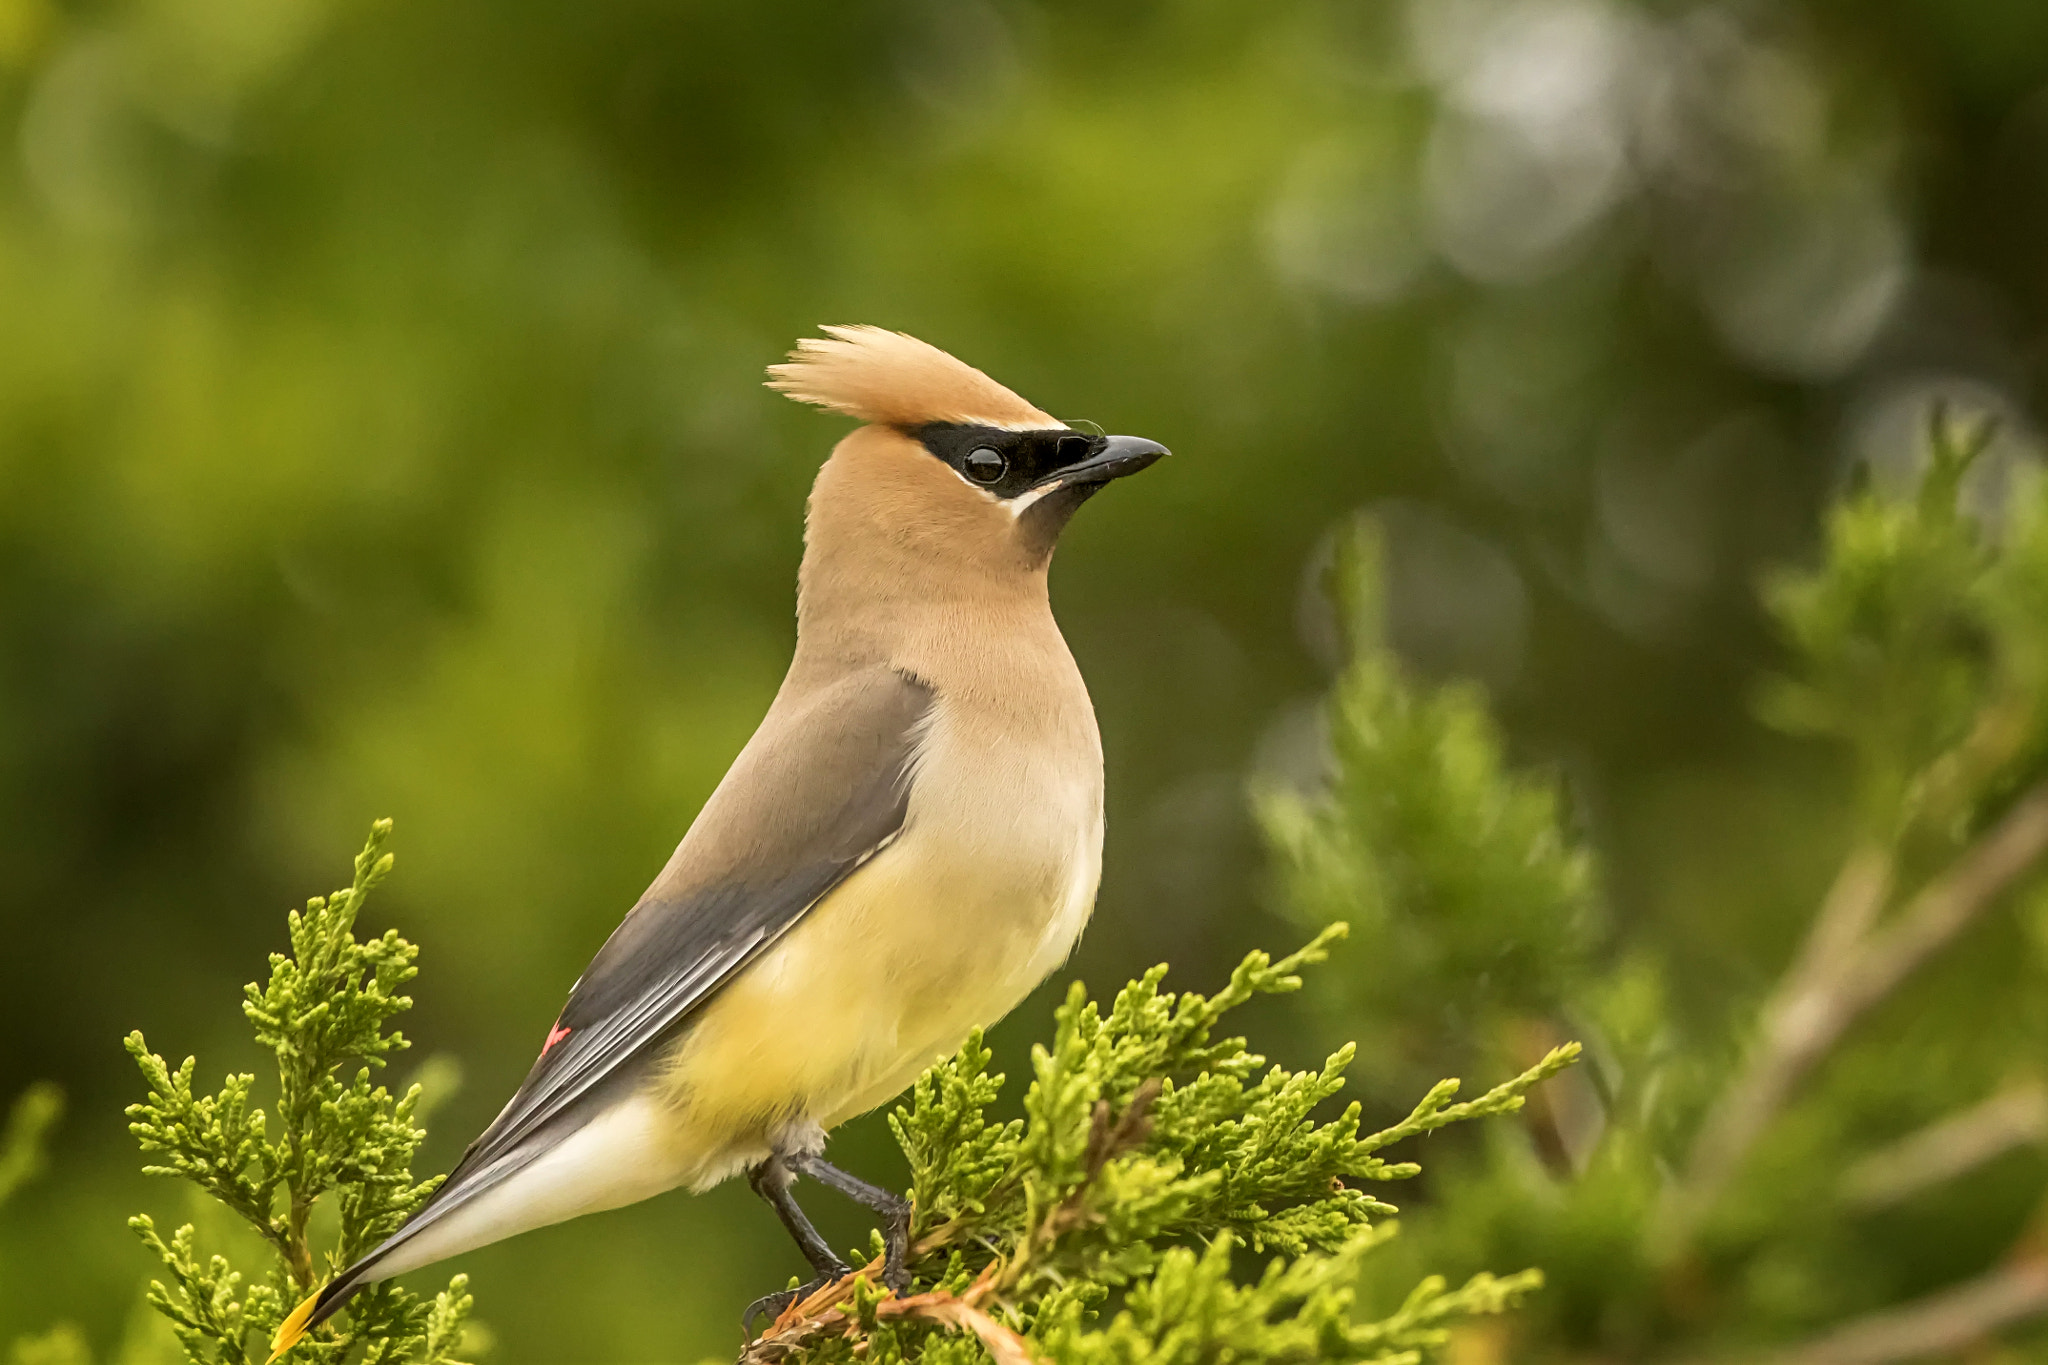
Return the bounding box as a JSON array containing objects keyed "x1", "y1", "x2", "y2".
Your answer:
[{"x1": 541, "y1": 1020, "x2": 572, "y2": 1058}]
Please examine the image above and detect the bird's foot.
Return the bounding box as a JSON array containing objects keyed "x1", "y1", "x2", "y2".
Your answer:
[
  {"x1": 782, "y1": 1153, "x2": 914, "y2": 1296},
  {"x1": 742, "y1": 1266, "x2": 849, "y2": 1339}
]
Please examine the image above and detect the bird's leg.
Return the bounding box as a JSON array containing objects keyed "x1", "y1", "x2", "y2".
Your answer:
[
  {"x1": 742, "y1": 1157, "x2": 851, "y2": 1334},
  {"x1": 785, "y1": 1152, "x2": 913, "y2": 1294}
]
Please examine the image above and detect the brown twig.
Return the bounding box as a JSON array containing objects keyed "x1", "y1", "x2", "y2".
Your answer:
[
  {"x1": 1840, "y1": 1081, "x2": 2048, "y2": 1209},
  {"x1": 1656, "y1": 846, "x2": 1891, "y2": 1252},
  {"x1": 1057, "y1": 1078, "x2": 1162, "y2": 1234},
  {"x1": 1837, "y1": 785, "x2": 2048, "y2": 1021},
  {"x1": 886, "y1": 1289, "x2": 1039, "y2": 1365},
  {"x1": 1002, "y1": 1077, "x2": 1162, "y2": 1290},
  {"x1": 750, "y1": 1213, "x2": 1002, "y2": 1344},
  {"x1": 1085, "y1": 1078, "x2": 1162, "y2": 1177},
  {"x1": 1736, "y1": 1256, "x2": 2048, "y2": 1365},
  {"x1": 740, "y1": 1265, "x2": 1037, "y2": 1365},
  {"x1": 1660, "y1": 781, "x2": 2048, "y2": 1254}
]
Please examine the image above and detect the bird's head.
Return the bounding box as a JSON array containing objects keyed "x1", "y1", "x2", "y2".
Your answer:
[{"x1": 769, "y1": 326, "x2": 1168, "y2": 588}]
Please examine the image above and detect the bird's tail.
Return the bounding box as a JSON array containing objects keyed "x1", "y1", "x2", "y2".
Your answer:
[{"x1": 266, "y1": 1265, "x2": 373, "y2": 1361}]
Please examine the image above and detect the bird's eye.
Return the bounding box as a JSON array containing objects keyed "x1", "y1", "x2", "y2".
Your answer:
[{"x1": 962, "y1": 447, "x2": 1007, "y2": 483}]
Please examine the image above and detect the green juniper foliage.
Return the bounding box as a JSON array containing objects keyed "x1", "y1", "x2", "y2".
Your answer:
[
  {"x1": 752, "y1": 925, "x2": 1578, "y2": 1364},
  {"x1": 1256, "y1": 522, "x2": 1599, "y2": 1097},
  {"x1": 1265, "y1": 413, "x2": 2048, "y2": 1362},
  {"x1": 1, "y1": 1084, "x2": 75, "y2": 1365},
  {"x1": 1758, "y1": 412, "x2": 2048, "y2": 845},
  {"x1": 124, "y1": 826, "x2": 1579, "y2": 1365},
  {"x1": 125, "y1": 821, "x2": 474, "y2": 1365},
  {"x1": 0, "y1": 1083, "x2": 63, "y2": 1213}
]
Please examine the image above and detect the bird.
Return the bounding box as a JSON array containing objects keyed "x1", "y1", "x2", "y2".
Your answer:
[{"x1": 270, "y1": 325, "x2": 1169, "y2": 1357}]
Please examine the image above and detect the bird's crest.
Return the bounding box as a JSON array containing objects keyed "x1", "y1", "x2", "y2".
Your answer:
[{"x1": 767, "y1": 325, "x2": 1060, "y2": 430}]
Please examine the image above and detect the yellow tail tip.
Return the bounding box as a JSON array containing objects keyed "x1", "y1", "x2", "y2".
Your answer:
[{"x1": 267, "y1": 1287, "x2": 323, "y2": 1362}]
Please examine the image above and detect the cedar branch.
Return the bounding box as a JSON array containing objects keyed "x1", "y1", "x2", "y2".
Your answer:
[{"x1": 1662, "y1": 783, "x2": 2048, "y2": 1252}]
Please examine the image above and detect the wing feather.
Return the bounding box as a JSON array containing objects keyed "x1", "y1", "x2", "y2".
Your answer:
[{"x1": 356, "y1": 666, "x2": 933, "y2": 1260}]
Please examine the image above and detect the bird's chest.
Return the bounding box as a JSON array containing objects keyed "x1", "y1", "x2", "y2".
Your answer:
[
  {"x1": 655, "y1": 677, "x2": 1104, "y2": 1161},
  {"x1": 887, "y1": 694, "x2": 1104, "y2": 978},
  {"x1": 798, "y1": 683, "x2": 1105, "y2": 1015},
  {"x1": 783, "y1": 697, "x2": 1102, "y2": 1115}
]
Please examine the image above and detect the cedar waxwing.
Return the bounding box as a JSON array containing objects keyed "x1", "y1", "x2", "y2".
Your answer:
[{"x1": 271, "y1": 326, "x2": 1169, "y2": 1356}]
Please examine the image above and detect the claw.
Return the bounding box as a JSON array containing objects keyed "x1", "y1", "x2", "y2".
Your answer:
[
  {"x1": 741, "y1": 1265, "x2": 848, "y2": 1340},
  {"x1": 742, "y1": 1285, "x2": 802, "y2": 1338}
]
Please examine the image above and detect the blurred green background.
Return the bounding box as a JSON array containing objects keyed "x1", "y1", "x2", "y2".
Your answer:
[{"x1": 3, "y1": 0, "x2": 2047, "y2": 1360}]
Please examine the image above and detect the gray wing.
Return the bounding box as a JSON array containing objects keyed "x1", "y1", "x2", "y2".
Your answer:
[{"x1": 384, "y1": 666, "x2": 932, "y2": 1242}]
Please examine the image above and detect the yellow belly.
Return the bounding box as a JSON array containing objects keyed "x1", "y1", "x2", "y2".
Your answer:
[{"x1": 645, "y1": 820, "x2": 1096, "y2": 1189}]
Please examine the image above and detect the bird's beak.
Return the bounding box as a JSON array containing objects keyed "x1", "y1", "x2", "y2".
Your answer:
[{"x1": 1039, "y1": 434, "x2": 1170, "y2": 490}]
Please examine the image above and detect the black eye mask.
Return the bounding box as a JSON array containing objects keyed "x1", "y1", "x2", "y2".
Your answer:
[{"x1": 907, "y1": 424, "x2": 1107, "y2": 499}]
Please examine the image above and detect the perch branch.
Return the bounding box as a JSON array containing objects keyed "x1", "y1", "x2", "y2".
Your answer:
[
  {"x1": 740, "y1": 1080, "x2": 1164, "y2": 1364},
  {"x1": 740, "y1": 1265, "x2": 1036, "y2": 1365}
]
